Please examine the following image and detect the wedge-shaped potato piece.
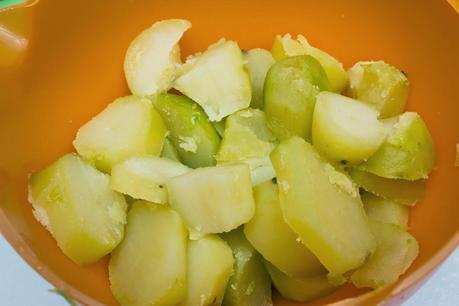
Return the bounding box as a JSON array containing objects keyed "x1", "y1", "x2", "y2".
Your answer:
[
  {"x1": 216, "y1": 108, "x2": 277, "y2": 185},
  {"x1": 243, "y1": 48, "x2": 275, "y2": 109},
  {"x1": 348, "y1": 61, "x2": 409, "y2": 118},
  {"x1": 160, "y1": 137, "x2": 181, "y2": 162},
  {"x1": 245, "y1": 181, "x2": 325, "y2": 277},
  {"x1": 217, "y1": 109, "x2": 276, "y2": 162},
  {"x1": 124, "y1": 19, "x2": 191, "y2": 96},
  {"x1": 73, "y1": 96, "x2": 167, "y2": 172},
  {"x1": 264, "y1": 261, "x2": 336, "y2": 303},
  {"x1": 174, "y1": 39, "x2": 251, "y2": 121},
  {"x1": 271, "y1": 34, "x2": 348, "y2": 93},
  {"x1": 351, "y1": 221, "x2": 419, "y2": 289},
  {"x1": 154, "y1": 93, "x2": 220, "y2": 168},
  {"x1": 359, "y1": 112, "x2": 435, "y2": 180},
  {"x1": 362, "y1": 193, "x2": 409, "y2": 229},
  {"x1": 264, "y1": 55, "x2": 330, "y2": 141},
  {"x1": 28, "y1": 153, "x2": 127, "y2": 265},
  {"x1": 221, "y1": 228, "x2": 272, "y2": 306},
  {"x1": 110, "y1": 156, "x2": 190, "y2": 204},
  {"x1": 168, "y1": 164, "x2": 255, "y2": 237},
  {"x1": 109, "y1": 201, "x2": 187, "y2": 306},
  {"x1": 181, "y1": 235, "x2": 234, "y2": 306},
  {"x1": 349, "y1": 168, "x2": 425, "y2": 206},
  {"x1": 312, "y1": 92, "x2": 385, "y2": 164},
  {"x1": 271, "y1": 137, "x2": 375, "y2": 274}
]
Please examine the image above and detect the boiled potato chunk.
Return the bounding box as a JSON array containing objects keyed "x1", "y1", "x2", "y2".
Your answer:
[
  {"x1": 271, "y1": 137, "x2": 375, "y2": 274},
  {"x1": 264, "y1": 55, "x2": 330, "y2": 141},
  {"x1": 349, "y1": 168, "x2": 426, "y2": 206},
  {"x1": 181, "y1": 235, "x2": 234, "y2": 306},
  {"x1": 28, "y1": 153, "x2": 127, "y2": 265},
  {"x1": 160, "y1": 137, "x2": 181, "y2": 162},
  {"x1": 264, "y1": 261, "x2": 336, "y2": 303},
  {"x1": 362, "y1": 193, "x2": 409, "y2": 229},
  {"x1": 216, "y1": 108, "x2": 277, "y2": 185},
  {"x1": 110, "y1": 156, "x2": 190, "y2": 204},
  {"x1": 359, "y1": 112, "x2": 435, "y2": 180},
  {"x1": 174, "y1": 39, "x2": 251, "y2": 122},
  {"x1": 109, "y1": 201, "x2": 187, "y2": 306},
  {"x1": 351, "y1": 221, "x2": 419, "y2": 289},
  {"x1": 154, "y1": 93, "x2": 220, "y2": 168},
  {"x1": 73, "y1": 96, "x2": 167, "y2": 172},
  {"x1": 348, "y1": 61, "x2": 409, "y2": 118},
  {"x1": 221, "y1": 228, "x2": 272, "y2": 306},
  {"x1": 244, "y1": 181, "x2": 325, "y2": 277},
  {"x1": 124, "y1": 19, "x2": 191, "y2": 96},
  {"x1": 271, "y1": 34, "x2": 348, "y2": 93},
  {"x1": 312, "y1": 92, "x2": 385, "y2": 164},
  {"x1": 243, "y1": 48, "x2": 275, "y2": 109},
  {"x1": 168, "y1": 164, "x2": 255, "y2": 237}
]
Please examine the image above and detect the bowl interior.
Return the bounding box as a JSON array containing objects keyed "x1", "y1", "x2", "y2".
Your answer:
[{"x1": 1, "y1": 0, "x2": 459, "y2": 305}]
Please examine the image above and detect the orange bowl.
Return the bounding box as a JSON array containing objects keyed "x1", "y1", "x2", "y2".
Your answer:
[{"x1": 1, "y1": 0, "x2": 458, "y2": 305}]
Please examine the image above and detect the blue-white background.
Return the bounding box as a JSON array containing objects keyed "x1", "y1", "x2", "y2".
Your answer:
[{"x1": 0, "y1": 235, "x2": 457, "y2": 306}]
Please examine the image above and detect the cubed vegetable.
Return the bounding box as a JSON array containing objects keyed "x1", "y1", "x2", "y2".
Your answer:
[
  {"x1": 110, "y1": 156, "x2": 190, "y2": 204},
  {"x1": 221, "y1": 228, "x2": 272, "y2": 306},
  {"x1": 349, "y1": 168, "x2": 426, "y2": 206},
  {"x1": 271, "y1": 34, "x2": 348, "y2": 93},
  {"x1": 351, "y1": 221, "x2": 419, "y2": 289},
  {"x1": 174, "y1": 39, "x2": 251, "y2": 121},
  {"x1": 181, "y1": 235, "x2": 234, "y2": 306},
  {"x1": 216, "y1": 108, "x2": 277, "y2": 185},
  {"x1": 154, "y1": 93, "x2": 220, "y2": 168},
  {"x1": 243, "y1": 48, "x2": 275, "y2": 109},
  {"x1": 109, "y1": 201, "x2": 187, "y2": 306},
  {"x1": 312, "y1": 92, "x2": 385, "y2": 164},
  {"x1": 73, "y1": 96, "x2": 167, "y2": 172},
  {"x1": 264, "y1": 55, "x2": 330, "y2": 141},
  {"x1": 244, "y1": 181, "x2": 325, "y2": 277},
  {"x1": 264, "y1": 261, "x2": 336, "y2": 303},
  {"x1": 168, "y1": 164, "x2": 255, "y2": 238},
  {"x1": 271, "y1": 137, "x2": 375, "y2": 274},
  {"x1": 29, "y1": 153, "x2": 127, "y2": 265},
  {"x1": 124, "y1": 19, "x2": 191, "y2": 96},
  {"x1": 362, "y1": 193, "x2": 409, "y2": 229},
  {"x1": 348, "y1": 61, "x2": 409, "y2": 118},
  {"x1": 359, "y1": 112, "x2": 435, "y2": 180}
]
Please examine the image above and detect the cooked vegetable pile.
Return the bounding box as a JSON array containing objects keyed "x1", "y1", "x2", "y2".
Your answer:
[{"x1": 28, "y1": 19, "x2": 435, "y2": 306}]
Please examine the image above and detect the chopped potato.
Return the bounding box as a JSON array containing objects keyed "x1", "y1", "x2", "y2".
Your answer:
[
  {"x1": 73, "y1": 96, "x2": 167, "y2": 172},
  {"x1": 348, "y1": 61, "x2": 409, "y2": 118},
  {"x1": 243, "y1": 48, "x2": 275, "y2": 109},
  {"x1": 29, "y1": 153, "x2": 127, "y2": 265},
  {"x1": 244, "y1": 181, "x2": 325, "y2": 277},
  {"x1": 181, "y1": 235, "x2": 234, "y2": 306},
  {"x1": 168, "y1": 164, "x2": 255, "y2": 238},
  {"x1": 362, "y1": 193, "x2": 409, "y2": 229},
  {"x1": 174, "y1": 39, "x2": 251, "y2": 122},
  {"x1": 124, "y1": 19, "x2": 191, "y2": 96},
  {"x1": 271, "y1": 137, "x2": 375, "y2": 274},
  {"x1": 110, "y1": 156, "x2": 190, "y2": 204},
  {"x1": 351, "y1": 221, "x2": 419, "y2": 289},
  {"x1": 109, "y1": 201, "x2": 187, "y2": 306},
  {"x1": 359, "y1": 112, "x2": 435, "y2": 180}
]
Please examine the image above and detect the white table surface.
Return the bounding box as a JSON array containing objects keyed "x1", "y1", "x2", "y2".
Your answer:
[{"x1": 0, "y1": 235, "x2": 457, "y2": 306}]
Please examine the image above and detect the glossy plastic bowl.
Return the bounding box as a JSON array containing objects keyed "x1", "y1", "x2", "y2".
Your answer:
[{"x1": 1, "y1": 0, "x2": 458, "y2": 305}]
